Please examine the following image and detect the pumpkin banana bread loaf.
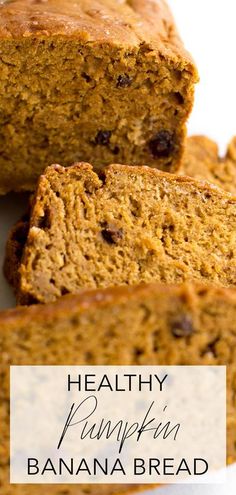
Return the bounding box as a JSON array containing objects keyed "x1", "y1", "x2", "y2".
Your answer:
[
  {"x1": 180, "y1": 135, "x2": 236, "y2": 194},
  {"x1": 0, "y1": 282, "x2": 236, "y2": 495},
  {"x1": 0, "y1": 0, "x2": 198, "y2": 195},
  {"x1": 4, "y1": 162, "x2": 236, "y2": 304}
]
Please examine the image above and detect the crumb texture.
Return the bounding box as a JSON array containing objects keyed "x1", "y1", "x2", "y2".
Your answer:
[
  {"x1": 180, "y1": 135, "x2": 236, "y2": 194},
  {"x1": 0, "y1": 0, "x2": 197, "y2": 194},
  {"x1": 5, "y1": 164, "x2": 236, "y2": 304}
]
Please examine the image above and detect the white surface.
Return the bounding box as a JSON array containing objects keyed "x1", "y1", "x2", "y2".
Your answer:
[
  {"x1": 168, "y1": 0, "x2": 236, "y2": 155},
  {"x1": 0, "y1": 0, "x2": 235, "y2": 492}
]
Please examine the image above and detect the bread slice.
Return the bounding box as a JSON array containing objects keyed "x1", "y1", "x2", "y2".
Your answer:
[
  {"x1": 179, "y1": 135, "x2": 236, "y2": 194},
  {"x1": 0, "y1": 0, "x2": 198, "y2": 194},
  {"x1": 0, "y1": 282, "x2": 236, "y2": 495},
  {"x1": 4, "y1": 163, "x2": 236, "y2": 304}
]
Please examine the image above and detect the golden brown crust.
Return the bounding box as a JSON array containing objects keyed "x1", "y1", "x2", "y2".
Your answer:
[
  {"x1": 37, "y1": 160, "x2": 236, "y2": 202},
  {"x1": 0, "y1": 1, "x2": 198, "y2": 193},
  {"x1": 2, "y1": 279, "x2": 236, "y2": 327},
  {"x1": 227, "y1": 136, "x2": 236, "y2": 161},
  {"x1": 0, "y1": 283, "x2": 169, "y2": 325},
  {"x1": 180, "y1": 135, "x2": 236, "y2": 195},
  {"x1": 107, "y1": 162, "x2": 235, "y2": 198},
  {"x1": 0, "y1": 0, "x2": 195, "y2": 66},
  {"x1": 0, "y1": 280, "x2": 236, "y2": 478}
]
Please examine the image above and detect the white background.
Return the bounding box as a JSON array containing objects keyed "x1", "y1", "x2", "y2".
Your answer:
[
  {"x1": 169, "y1": 0, "x2": 236, "y2": 155},
  {"x1": 0, "y1": 0, "x2": 235, "y2": 492}
]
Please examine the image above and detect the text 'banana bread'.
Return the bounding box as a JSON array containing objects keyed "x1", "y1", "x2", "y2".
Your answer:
[
  {"x1": 0, "y1": 282, "x2": 235, "y2": 495},
  {"x1": 0, "y1": 0, "x2": 198, "y2": 194},
  {"x1": 5, "y1": 163, "x2": 236, "y2": 304}
]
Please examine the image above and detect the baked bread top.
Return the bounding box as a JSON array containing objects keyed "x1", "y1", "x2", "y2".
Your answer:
[
  {"x1": 1, "y1": 279, "x2": 236, "y2": 328},
  {"x1": 180, "y1": 135, "x2": 236, "y2": 194},
  {"x1": 0, "y1": 282, "x2": 236, "y2": 473},
  {"x1": 0, "y1": 0, "x2": 193, "y2": 63},
  {"x1": 0, "y1": 0, "x2": 198, "y2": 192}
]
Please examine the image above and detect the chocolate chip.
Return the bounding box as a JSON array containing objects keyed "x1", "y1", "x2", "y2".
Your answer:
[
  {"x1": 101, "y1": 225, "x2": 124, "y2": 244},
  {"x1": 112, "y1": 145, "x2": 120, "y2": 155},
  {"x1": 133, "y1": 347, "x2": 144, "y2": 358},
  {"x1": 149, "y1": 130, "x2": 175, "y2": 158},
  {"x1": 95, "y1": 130, "x2": 111, "y2": 146},
  {"x1": 117, "y1": 74, "x2": 132, "y2": 88},
  {"x1": 171, "y1": 315, "x2": 194, "y2": 338},
  {"x1": 81, "y1": 72, "x2": 91, "y2": 83}
]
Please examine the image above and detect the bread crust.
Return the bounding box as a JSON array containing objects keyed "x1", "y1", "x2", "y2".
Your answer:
[
  {"x1": 1, "y1": 280, "x2": 236, "y2": 325},
  {"x1": 0, "y1": 281, "x2": 236, "y2": 475},
  {"x1": 0, "y1": 0, "x2": 194, "y2": 64},
  {"x1": 180, "y1": 135, "x2": 236, "y2": 194},
  {"x1": 5, "y1": 161, "x2": 236, "y2": 304},
  {"x1": 0, "y1": 0, "x2": 198, "y2": 194}
]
